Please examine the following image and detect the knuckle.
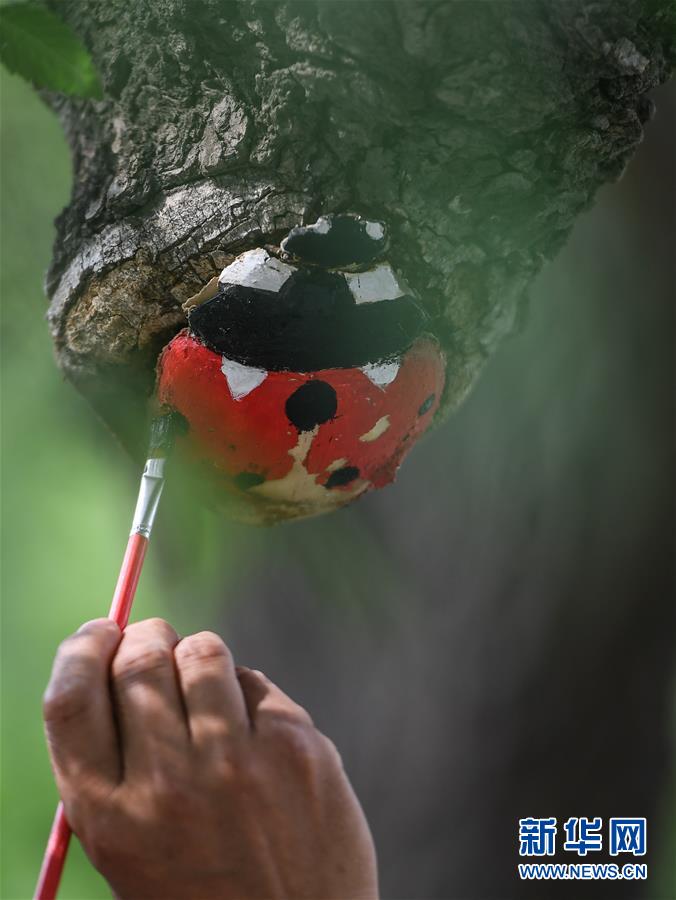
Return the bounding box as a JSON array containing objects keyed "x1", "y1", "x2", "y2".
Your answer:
[
  {"x1": 224, "y1": 737, "x2": 253, "y2": 776},
  {"x1": 51, "y1": 637, "x2": 82, "y2": 671},
  {"x1": 54, "y1": 632, "x2": 82, "y2": 659},
  {"x1": 42, "y1": 681, "x2": 89, "y2": 726},
  {"x1": 213, "y1": 748, "x2": 261, "y2": 796},
  {"x1": 150, "y1": 767, "x2": 178, "y2": 801},
  {"x1": 176, "y1": 631, "x2": 230, "y2": 666},
  {"x1": 112, "y1": 642, "x2": 173, "y2": 683},
  {"x1": 127, "y1": 617, "x2": 176, "y2": 640},
  {"x1": 230, "y1": 760, "x2": 263, "y2": 798},
  {"x1": 268, "y1": 716, "x2": 318, "y2": 761},
  {"x1": 76, "y1": 618, "x2": 119, "y2": 638}
]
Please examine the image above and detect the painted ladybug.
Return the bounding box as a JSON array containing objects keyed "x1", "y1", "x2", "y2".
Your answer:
[{"x1": 157, "y1": 215, "x2": 445, "y2": 523}]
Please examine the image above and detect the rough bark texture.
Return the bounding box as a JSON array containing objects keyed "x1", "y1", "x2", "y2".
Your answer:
[{"x1": 44, "y1": 0, "x2": 675, "y2": 454}]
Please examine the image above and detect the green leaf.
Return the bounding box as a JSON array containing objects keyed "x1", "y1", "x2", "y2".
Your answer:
[{"x1": 0, "y1": 2, "x2": 102, "y2": 99}]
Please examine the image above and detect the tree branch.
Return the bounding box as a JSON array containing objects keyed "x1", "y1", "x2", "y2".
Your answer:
[{"x1": 43, "y1": 0, "x2": 675, "y2": 454}]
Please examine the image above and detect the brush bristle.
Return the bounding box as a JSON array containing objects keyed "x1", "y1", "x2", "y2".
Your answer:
[{"x1": 148, "y1": 411, "x2": 185, "y2": 457}]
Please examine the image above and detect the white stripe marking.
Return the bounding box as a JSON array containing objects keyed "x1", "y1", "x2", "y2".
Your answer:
[
  {"x1": 365, "y1": 221, "x2": 385, "y2": 240},
  {"x1": 360, "y1": 360, "x2": 400, "y2": 388},
  {"x1": 344, "y1": 264, "x2": 405, "y2": 304},
  {"x1": 218, "y1": 248, "x2": 295, "y2": 294},
  {"x1": 221, "y1": 356, "x2": 268, "y2": 400}
]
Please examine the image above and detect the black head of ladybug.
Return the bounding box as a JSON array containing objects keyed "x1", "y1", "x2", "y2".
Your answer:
[
  {"x1": 280, "y1": 213, "x2": 387, "y2": 268},
  {"x1": 188, "y1": 214, "x2": 425, "y2": 373}
]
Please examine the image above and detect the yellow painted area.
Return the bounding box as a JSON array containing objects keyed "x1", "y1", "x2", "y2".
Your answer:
[
  {"x1": 359, "y1": 415, "x2": 391, "y2": 443},
  {"x1": 252, "y1": 431, "x2": 367, "y2": 515},
  {"x1": 182, "y1": 275, "x2": 219, "y2": 311}
]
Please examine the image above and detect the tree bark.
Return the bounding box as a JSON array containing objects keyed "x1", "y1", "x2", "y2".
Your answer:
[{"x1": 43, "y1": 0, "x2": 674, "y2": 454}]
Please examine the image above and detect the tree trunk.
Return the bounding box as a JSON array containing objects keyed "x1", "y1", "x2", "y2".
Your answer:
[{"x1": 43, "y1": 0, "x2": 674, "y2": 455}]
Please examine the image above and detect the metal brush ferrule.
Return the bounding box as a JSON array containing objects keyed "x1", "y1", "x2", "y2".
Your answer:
[{"x1": 130, "y1": 457, "x2": 166, "y2": 538}]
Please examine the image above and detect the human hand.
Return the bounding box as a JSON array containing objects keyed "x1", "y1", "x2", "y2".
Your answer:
[{"x1": 43, "y1": 618, "x2": 378, "y2": 899}]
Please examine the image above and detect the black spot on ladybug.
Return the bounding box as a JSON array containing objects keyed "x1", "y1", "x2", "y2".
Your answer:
[
  {"x1": 234, "y1": 471, "x2": 266, "y2": 490},
  {"x1": 281, "y1": 215, "x2": 386, "y2": 268},
  {"x1": 285, "y1": 381, "x2": 338, "y2": 432},
  {"x1": 418, "y1": 394, "x2": 435, "y2": 416},
  {"x1": 325, "y1": 466, "x2": 360, "y2": 489},
  {"x1": 189, "y1": 269, "x2": 424, "y2": 372}
]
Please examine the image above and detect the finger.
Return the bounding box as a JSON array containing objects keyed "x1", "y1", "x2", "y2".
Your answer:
[
  {"x1": 111, "y1": 618, "x2": 188, "y2": 774},
  {"x1": 236, "y1": 667, "x2": 313, "y2": 732},
  {"x1": 43, "y1": 619, "x2": 122, "y2": 793},
  {"x1": 174, "y1": 632, "x2": 249, "y2": 755}
]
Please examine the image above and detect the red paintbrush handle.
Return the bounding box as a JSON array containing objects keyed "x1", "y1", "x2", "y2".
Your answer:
[
  {"x1": 33, "y1": 805, "x2": 70, "y2": 900},
  {"x1": 109, "y1": 532, "x2": 149, "y2": 628},
  {"x1": 34, "y1": 532, "x2": 149, "y2": 900}
]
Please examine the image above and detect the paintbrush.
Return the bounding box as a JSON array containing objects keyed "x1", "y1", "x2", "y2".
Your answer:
[{"x1": 34, "y1": 412, "x2": 179, "y2": 900}]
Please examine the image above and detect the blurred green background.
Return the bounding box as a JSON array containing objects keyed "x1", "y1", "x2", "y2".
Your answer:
[
  {"x1": 1, "y1": 60, "x2": 674, "y2": 900},
  {"x1": 0, "y1": 65, "x2": 260, "y2": 897},
  {"x1": 0, "y1": 69, "x2": 156, "y2": 898}
]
